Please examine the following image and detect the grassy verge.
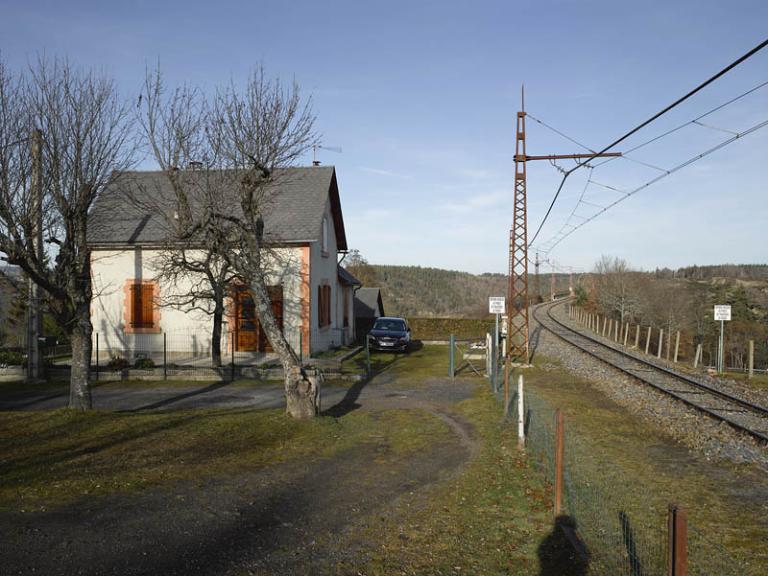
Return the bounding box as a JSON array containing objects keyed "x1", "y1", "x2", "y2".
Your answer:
[
  {"x1": 0, "y1": 406, "x2": 451, "y2": 513},
  {"x1": 722, "y1": 371, "x2": 768, "y2": 391},
  {"x1": 524, "y1": 354, "x2": 768, "y2": 574}
]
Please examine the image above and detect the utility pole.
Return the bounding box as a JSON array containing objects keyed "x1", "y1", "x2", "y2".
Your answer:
[
  {"x1": 27, "y1": 128, "x2": 44, "y2": 382},
  {"x1": 504, "y1": 87, "x2": 620, "y2": 390}
]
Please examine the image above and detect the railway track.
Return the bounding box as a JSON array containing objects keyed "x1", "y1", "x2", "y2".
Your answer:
[{"x1": 533, "y1": 299, "x2": 768, "y2": 445}]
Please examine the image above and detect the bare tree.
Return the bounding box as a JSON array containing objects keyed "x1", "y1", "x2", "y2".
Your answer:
[
  {"x1": 0, "y1": 57, "x2": 135, "y2": 409},
  {"x1": 140, "y1": 66, "x2": 320, "y2": 418},
  {"x1": 592, "y1": 256, "x2": 642, "y2": 323}
]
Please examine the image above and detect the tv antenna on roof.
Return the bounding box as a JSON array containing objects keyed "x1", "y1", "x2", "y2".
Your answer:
[{"x1": 312, "y1": 144, "x2": 342, "y2": 166}]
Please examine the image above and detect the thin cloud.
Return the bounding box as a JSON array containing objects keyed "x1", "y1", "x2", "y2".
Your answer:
[{"x1": 359, "y1": 166, "x2": 412, "y2": 179}]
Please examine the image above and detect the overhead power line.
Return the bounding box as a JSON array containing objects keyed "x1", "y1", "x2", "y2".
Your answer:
[
  {"x1": 540, "y1": 116, "x2": 768, "y2": 254},
  {"x1": 534, "y1": 75, "x2": 768, "y2": 253},
  {"x1": 528, "y1": 36, "x2": 768, "y2": 247}
]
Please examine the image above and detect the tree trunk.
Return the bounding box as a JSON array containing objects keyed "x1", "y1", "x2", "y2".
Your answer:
[
  {"x1": 249, "y1": 277, "x2": 319, "y2": 418},
  {"x1": 69, "y1": 305, "x2": 93, "y2": 410},
  {"x1": 211, "y1": 296, "x2": 223, "y2": 368}
]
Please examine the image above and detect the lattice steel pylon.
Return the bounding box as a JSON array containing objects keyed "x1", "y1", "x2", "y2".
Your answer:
[
  {"x1": 506, "y1": 106, "x2": 530, "y2": 364},
  {"x1": 502, "y1": 89, "x2": 621, "y2": 403}
]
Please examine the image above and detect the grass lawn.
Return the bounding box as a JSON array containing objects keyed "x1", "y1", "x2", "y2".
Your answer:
[
  {"x1": 0, "y1": 406, "x2": 452, "y2": 513},
  {"x1": 341, "y1": 343, "x2": 453, "y2": 383}
]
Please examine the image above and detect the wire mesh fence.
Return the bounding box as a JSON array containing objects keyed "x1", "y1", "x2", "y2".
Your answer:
[{"x1": 486, "y1": 332, "x2": 750, "y2": 575}]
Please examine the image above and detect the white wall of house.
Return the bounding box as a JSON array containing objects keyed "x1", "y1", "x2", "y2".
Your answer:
[
  {"x1": 90, "y1": 246, "x2": 306, "y2": 360},
  {"x1": 309, "y1": 198, "x2": 344, "y2": 352},
  {"x1": 335, "y1": 284, "x2": 355, "y2": 345}
]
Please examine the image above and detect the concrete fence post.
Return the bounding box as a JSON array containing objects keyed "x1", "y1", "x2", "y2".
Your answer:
[
  {"x1": 623, "y1": 323, "x2": 629, "y2": 347},
  {"x1": 634, "y1": 324, "x2": 640, "y2": 348},
  {"x1": 748, "y1": 340, "x2": 754, "y2": 379},
  {"x1": 554, "y1": 408, "x2": 564, "y2": 518},
  {"x1": 449, "y1": 334, "x2": 455, "y2": 379},
  {"x1": 614, "y1": 320, "x2": 619, "y2": 342},
  {"x1": 602, "y1": 317, "x2": 608, "y2": 337},
  {"x1": 693, "y1": 344, "x2": 702, "y2": 368}
]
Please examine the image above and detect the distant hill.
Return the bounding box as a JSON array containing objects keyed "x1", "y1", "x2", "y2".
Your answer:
[{"x1": 345, "y1": 263, "x2": 571, "y2": 318}]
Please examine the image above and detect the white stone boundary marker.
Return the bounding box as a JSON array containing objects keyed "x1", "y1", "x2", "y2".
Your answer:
[
  {"x1": 694, "y1": 344, "x2": 702, "y2": 368},
  {"x1": 517, "y1": 374, "x2": 525, "y2": 449}
]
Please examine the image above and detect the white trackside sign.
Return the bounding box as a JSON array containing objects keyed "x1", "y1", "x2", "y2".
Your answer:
[
  {"x1": 489, "y1": 296, "x2": 506, "y2": 315},
  {"x1": 714, "y1": 305, "x2": 731, "y2": 321}
]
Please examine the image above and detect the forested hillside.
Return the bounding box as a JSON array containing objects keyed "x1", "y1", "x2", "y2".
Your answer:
[
  {"x1": 582, "y1": 256, "x2": 768, "y2": 370},
  {"x1": 342, "y1": 252, "x2": 571, "y2": 318}
]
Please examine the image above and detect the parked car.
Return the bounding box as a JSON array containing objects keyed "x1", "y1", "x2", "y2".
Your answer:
[{"x1": 367, "y1": 317, "x2": 411, "y2": 352}]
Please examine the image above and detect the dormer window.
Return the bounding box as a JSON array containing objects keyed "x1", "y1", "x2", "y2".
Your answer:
[{"x1": 321, "y1": 216, "x2": 329, "y2": 256}]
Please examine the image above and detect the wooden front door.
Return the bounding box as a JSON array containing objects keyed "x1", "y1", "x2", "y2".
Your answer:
[{"x1": 234, "y1": 286, "x2": 283, "y2": 352}]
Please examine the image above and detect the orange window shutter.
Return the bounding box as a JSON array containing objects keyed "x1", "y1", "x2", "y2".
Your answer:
[
  {"x1": 318, "y1": 285, "x2": 322, "y2": 327},
  {"x1": 141, "y1": 284, "x2": 154, "y2": 327},
  {"x1": 130, "y1": 283, "x2": 141, "y2": 326}
]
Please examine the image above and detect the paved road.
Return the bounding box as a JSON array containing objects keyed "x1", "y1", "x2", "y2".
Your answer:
[{"x1": 0, "y1": 380, "x2": 352, "y2": 412}]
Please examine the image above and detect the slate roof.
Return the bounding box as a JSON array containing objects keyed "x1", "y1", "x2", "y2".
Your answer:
[
  {"x1": 87, "y1": 166, "x2": 347, "y2": 250},
  {"x1": 354, "y1": 287, "x2": 385, "y2": 318},
  {"x1": 337, "y1": 266, "x2": 362, "y2": 287}
]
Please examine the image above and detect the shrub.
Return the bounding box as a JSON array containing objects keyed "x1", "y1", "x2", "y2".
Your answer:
[
  {"x1": 0, "y1": 350, "x2": 26, "y2": 366},
  {"x1": 106, "y1": 356, "x2": 129, "y2": 371},
  {"x1": 133, "y1": 357, "x2": 155, "y2": 369}
]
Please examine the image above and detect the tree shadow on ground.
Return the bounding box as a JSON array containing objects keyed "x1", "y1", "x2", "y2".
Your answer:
[
  {"x1": 538, "y1": 515, "x2": 590, "y2": 576},
  {"x1": 126, "y1": 380, "x2": 237, "y2": 412}
]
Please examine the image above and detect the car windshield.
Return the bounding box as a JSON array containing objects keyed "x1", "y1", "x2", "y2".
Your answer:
[{"x1": 373, "y1": 319, "x2": 406, "y2": 331}]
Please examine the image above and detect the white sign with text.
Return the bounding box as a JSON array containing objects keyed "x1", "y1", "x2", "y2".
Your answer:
[
  {"x1": 714, "y1": 305, "x2": 731, "y2": 321},
  {"x1": 489, "y1": 296, "x2": 506, "y2": 315}
]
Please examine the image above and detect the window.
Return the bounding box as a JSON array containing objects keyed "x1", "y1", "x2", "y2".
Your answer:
[
  {"x1": 318, "y1": 284, "x2": 331, "y2": 328},
  {"x1": 128, "y1": 281, "x2": 157, "y2": 329},
  {"x1": 321, "y1": 216, "x2": 329, "y2": 256}
]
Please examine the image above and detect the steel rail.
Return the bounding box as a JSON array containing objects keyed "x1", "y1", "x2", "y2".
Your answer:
[{"x1": 533, "y1": 299, "x2": 768, "y2": 445}]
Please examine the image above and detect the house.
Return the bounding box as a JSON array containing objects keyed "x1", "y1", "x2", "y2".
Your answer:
[
  {"x1": 353, "y1": 287, "x2": 385, "y2": 339},
  {"x1": 87, "y1": 166, "x2": 355, "y2": 363}
]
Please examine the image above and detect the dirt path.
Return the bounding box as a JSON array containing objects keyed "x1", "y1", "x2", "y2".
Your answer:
[{"x1": 1, "y1": 376, "x2": 480, "y2": 575}]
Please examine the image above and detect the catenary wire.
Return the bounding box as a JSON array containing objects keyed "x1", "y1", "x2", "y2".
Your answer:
[
  {"x1": 533, "y1": 77, "x2": 768, "y2": 252},
  {"x1": 541, "y1": 117, "x2": 768, "y2": 254},
  {"x1": 527, "y1": 37, "x2": 768, "y2": 247}
]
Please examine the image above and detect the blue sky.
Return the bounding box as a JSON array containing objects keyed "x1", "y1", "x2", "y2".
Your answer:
[{"x1": 1, "y1": 0, "x2": 766, "y2": 274}]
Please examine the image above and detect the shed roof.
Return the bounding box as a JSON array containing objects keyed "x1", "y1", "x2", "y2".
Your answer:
[
  {"x1": 338, "y1": 266, "x2": 362, "y2": 287},
  {"x1": 354, "y1": 287, "x2": 385, "y2": 318},
  {"x1": 87, "y1": 166, "x2": 347, "y2": 250}
]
